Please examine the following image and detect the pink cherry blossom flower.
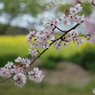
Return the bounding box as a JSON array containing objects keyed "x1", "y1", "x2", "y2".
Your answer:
[
  {"x1": 70, "y1": 4, "x2": 82, "y2": 15},
  {"x1": 13, "y1": 73, "x2": 26, "y2": 87},
  {"x1": 26, "y1": 31, "x2": 36, "y2": 42},
  {"x1": 28, "y1": 49, "x2": 38, "y2": 57},
  {"x1": 0, "y1": 67, "x2": 12, "y2": 78},
  {"x1": 15, "y1": 56, "x2": 22, "y2": 63},
  {"x1": 5, "y1": 62, "x2": 14, "y2": 69},
  {"x1": 69, "y1": 29, "x2": 79, "y2": 37},
  {"x1": 15, "y1": 57, "x2": 31, "y2": 69},
  {"x1": 28, "y1": 67, "x2": 44, "y2": 83},
  {"x1": 70, "y1": 7, "x2": 78, "y2": 15},
  {"x1": 60, "y1": 14, "x2": 68, "y2": 25}
]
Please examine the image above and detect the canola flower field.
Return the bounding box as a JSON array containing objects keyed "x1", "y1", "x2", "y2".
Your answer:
[
  {"x1": 0, "y1": 35, "x2": 93, "y2": 66},
  {"x1": 0, "y1": 35, "x2": 29, "y2": 57}
]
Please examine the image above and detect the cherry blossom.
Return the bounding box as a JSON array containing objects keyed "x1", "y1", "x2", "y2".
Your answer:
[
  {"x1": 60, "y1": 14, "x2": 68, "y2": 25},
  {"x1": 5, "y1": 62, "x2": 14, "y2": 69},
  {"x1": 0, "y1": 67, "x2": 12, "y2": 78},
  {"x1": 13, "y1": 73, "x2": 26, "y2": 87},
  {"x1": 28, "y1": 67, "x2": 44, "y2": 83},
  {"x1": 15, "y1": 57, "x2": 31, "y2": 69},
  {"x1": 0, "y1": 56, "x2": 44, "y2": 87},
  {"x1": 75, "y1": 3, "x2": 82, "y2": 12},
  {"x1": 28, "y1": 49, "x2": 38, "y2": 57},
  {"x1": 26, "y1": 31, "x2": 36, "y2": 42}
]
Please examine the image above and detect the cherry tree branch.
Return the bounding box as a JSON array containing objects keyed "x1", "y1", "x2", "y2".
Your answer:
[
  {"x1": 30, "y1": 22, "x2": 82, "y2": 65},
  {"x1": 0, "y1": 22, "x2": 83, "y2": 83},
  {"x1": 0, "y1": 77, "x2": 12, "y2": 83}
]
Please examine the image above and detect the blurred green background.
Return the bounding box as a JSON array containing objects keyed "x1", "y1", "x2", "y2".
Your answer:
[{"x1": 0, "y1": 0, "x2": 95, "y2": 95}]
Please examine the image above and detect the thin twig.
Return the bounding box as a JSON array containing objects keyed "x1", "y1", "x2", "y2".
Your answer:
[
  {"x1": 0, "y1": 77, "x2": 11, "y2": 83},
  {"x1": 55, "y1": 26, "x2": 66, "y2": 33}
]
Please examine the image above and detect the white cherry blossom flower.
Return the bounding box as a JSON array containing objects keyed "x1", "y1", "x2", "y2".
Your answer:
[
  {"x1": 28, "y1": 49, "x2": 38, "y2": 57},
  {"x1": 70, "y1": 7, "x2": 77, "y2": 15},
  {"x1": 60, "y1": 14, "x2": 68, "y2": 25},
  {"x1": 15, "y1": 56, "x2": 22, "y2": 63},
  {"x1": 28, "y1": 67, "x2": 44, "y2": 83},
  {"x1": 26, "y1": 31, "x2": 36, "y2": 42},
  {"x1": 75, "y1": 3, "x2": 82, "y2": 13},
  {"x1": 0, "y1": 67, "x2": 12, "y2": 78},
  {"x1": 13, "y1": 73, "x2": 26, "y2": 87},
  {"x1": 5, "y1": 62, "x2": 14, "y2": 69}
]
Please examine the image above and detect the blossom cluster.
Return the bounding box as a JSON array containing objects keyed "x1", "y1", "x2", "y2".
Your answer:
[
  {"x1": 60, "y1": 3, "x2": 84, "y2": 25},
  {"x1": 0, "y1": 57, "x2": 44, "y2": 87},
  {"x1": 26, "y1": 4, "x2": 87, "y2": 56}
]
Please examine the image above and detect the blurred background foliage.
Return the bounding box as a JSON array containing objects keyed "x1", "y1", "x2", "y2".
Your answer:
[
  {"x1": 0, "y1": 0, "x2": 95, "y2": 71},
  {"x1": 0, "y1": 0, "x2": 46, "y2": 34},
  {"x1": 0, "y1": 0, "x2": 94, "y2": 35}
]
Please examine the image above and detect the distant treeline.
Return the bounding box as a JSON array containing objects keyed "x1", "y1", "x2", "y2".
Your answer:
[{"x1": 0, "y1": 24, "x2": 29, "y2": 35}]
